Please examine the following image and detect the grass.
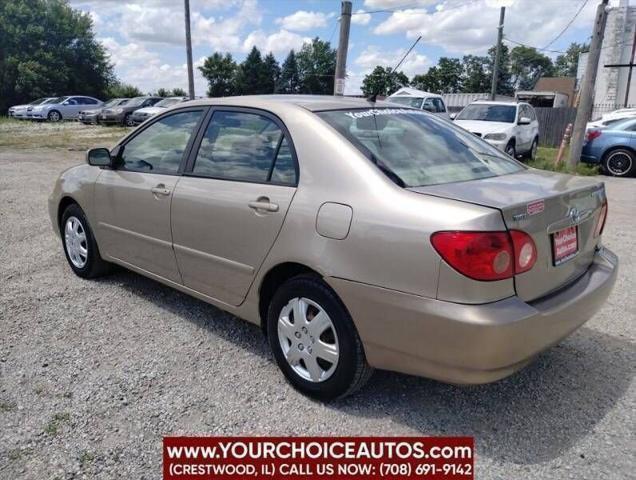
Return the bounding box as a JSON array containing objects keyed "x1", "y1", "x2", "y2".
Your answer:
[
  {"x1": 528, "y1": 146, "x2": 600, "y2": 176},
  {"x1": 0, "y1": 116, "x2": 129, "y2": 150},
  {"x1": 44, "y1": 412, "x2": 71, "y2": 436}
]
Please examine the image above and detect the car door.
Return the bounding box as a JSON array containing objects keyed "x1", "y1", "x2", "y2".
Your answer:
[
  {"x1": 171, "y1": 108, "x2": 298, "y2": 306},
  {"x1": 94, "y1": 108, "x2": 206, "y2": 283},
  {"x1": 518, "y1": 104, "x2": 533, "y2": 151},
  {"x1": 61, "y1": 97, "x2": 82, "y2": 119}
]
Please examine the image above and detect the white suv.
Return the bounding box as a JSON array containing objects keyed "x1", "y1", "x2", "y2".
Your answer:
[{"x1": 453, "y1": 101, "x2": 539, "y2": 159}]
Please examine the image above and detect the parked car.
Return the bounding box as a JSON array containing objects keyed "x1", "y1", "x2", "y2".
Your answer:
[
  {"x1": 388, "y1": 87, "x2": 450, "y2": 119},
  {"x1": 453, "y1": 101, "x2": 539, "y2": 159},
  {"x1": 30, "y1": 96, "x2": 103, "y2": 122},
  {"x1": 582, "y1": 117, "x2": 636, "y2": 177},
  {"x1": 26, "y1": 97, "x2": 60, "y2": 119},
  {"x1": 130, "y1": 96, "x2": 188, "y2": 126},
  {"x1": 587, "y1": 108, "x2": 636, "y2": 130},
  {"x1": 49, "y1": 96, "x2": 617, "y2": 400},
  {"x1": 79, "y1": 98, "x2": 130, "y2": 125},
  {"x1": 8, "y1": 97, "x2": 53, "y2": 119},
  {"x1": 98, "y1": 96, "x2": 163, "y2": 126}
]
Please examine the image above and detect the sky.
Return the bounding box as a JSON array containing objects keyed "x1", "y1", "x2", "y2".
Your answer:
[{"x1": 68, "y1": 0, "x2": 607, "y2": 95}]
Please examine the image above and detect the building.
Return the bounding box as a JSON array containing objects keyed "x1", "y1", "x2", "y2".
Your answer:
[
  {"x1": 578, "y1": 0, "x2": 636, "y2": 111},
  {"x1": 516, "y1": 77, "x2": 577, "y2": 107}
]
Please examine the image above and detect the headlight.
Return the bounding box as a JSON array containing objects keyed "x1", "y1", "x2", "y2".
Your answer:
[
  {"x1": 113, "y1": 108, "x2": 124, "y2": 114},
  {"x1": 483, "y1": 133, "x2": 507, "y2": 141}
]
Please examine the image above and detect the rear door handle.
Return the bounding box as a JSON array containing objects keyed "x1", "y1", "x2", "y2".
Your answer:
[
  {"x1": 248, "y1": 197, "x2": 279, "y2": 213},
  {"x1": 150, "y1": 184, "x2": 171, "y2": 196}
]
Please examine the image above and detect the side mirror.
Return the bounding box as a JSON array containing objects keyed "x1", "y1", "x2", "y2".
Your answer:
[
  {"x1": 449, "y1": 113, "x2": 457, "y2": 120},
  {"x1": 86, "y1": 147, "x2": 112, "y2": 167},
  {"x1": 518, "y1": 116, "x2": 531, "y2": 125}
]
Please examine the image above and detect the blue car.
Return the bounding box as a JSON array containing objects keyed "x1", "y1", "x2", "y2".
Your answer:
[{"x1": 582, "y1": 118, "x2": 636, "y2": 177}]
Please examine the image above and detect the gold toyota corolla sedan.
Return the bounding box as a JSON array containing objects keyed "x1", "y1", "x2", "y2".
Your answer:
[{"x1": 49, "y1": 96, "x2": 618, "y2": 400}]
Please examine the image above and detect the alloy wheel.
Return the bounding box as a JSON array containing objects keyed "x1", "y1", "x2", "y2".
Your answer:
[
  {"x1": 64, "y1": 216, "x2": 88, "y2": 268},
  {"x1": 48, "y1": 111, "x2": 60, "y2": 122},
  {"x1": 606, "y1": 150, "x2": 633, "y2": 176},
  {"x1": 277, "y1": 297, "x2": 339, "y2": 383}
]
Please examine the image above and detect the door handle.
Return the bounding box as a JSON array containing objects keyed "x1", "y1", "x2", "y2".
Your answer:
[
  {"x1": 150, "y1": 184, "x2": 171, "y2": 196},
  {"x1": 248, "y1": 197, "x2": 279, "y2": 213}
]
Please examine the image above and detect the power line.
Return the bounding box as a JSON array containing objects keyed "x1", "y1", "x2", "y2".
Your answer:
[{"x1": 542, "y1": 0, "x2": 591, "y2": 49}]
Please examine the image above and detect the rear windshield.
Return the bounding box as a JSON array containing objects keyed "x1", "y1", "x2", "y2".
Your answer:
[
  {"x1": 316, "y1": 108, "x2": 523, "y2": 187},
  {"x1": 155, "y1": 98, "x2": 183, "y2": 108},
  {"x1": 389, "y1": 96, "x2": 423, "y2": 109},
  {"x1": 456, "y1": 104, "x2": 516, "y2": 123}
]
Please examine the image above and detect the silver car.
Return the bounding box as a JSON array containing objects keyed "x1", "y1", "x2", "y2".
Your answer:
[
  {"x1": 30, "y1": 95, "x2": 103, "y2": 122},
  {"x1": 8, "y1": 97, "x2": 54, "y2": 119},
  {"x1": 48, "y1": 96, "x2": 618, "y2": 400}
]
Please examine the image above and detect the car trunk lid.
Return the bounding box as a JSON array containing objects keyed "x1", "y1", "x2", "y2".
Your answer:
[{"x1": 410, "y1": 168, "x2": 606, "y2": 301}]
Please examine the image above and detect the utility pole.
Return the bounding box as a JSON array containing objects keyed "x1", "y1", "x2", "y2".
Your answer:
[
  {"x1": 568, "y1": 0, "x2": 609, "y2": 169},
  {"x1": 490, "y1": 6, "x2": 505, "y2": 101},
  {"x1": 184, "y1": 0, "x2": 195, "y2": 100},
  {"x1": 334, "y1": 1, "x2": 352, "y2": 96}
]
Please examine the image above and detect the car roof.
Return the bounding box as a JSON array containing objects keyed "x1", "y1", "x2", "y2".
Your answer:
[
  {"x1": 471, "y1": 100, "x2": 523, "y2": 106},
  {"x1": 182, "y1": 95, "x2": 399, "y2": 112},
  {"x1": 388, "y1": 87, "x2": 442, "y2": 99}
]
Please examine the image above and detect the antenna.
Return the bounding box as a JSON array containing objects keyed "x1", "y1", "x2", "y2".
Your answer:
[{"x1": 367, "y1": 35, "x2": 422, "y2": 103}]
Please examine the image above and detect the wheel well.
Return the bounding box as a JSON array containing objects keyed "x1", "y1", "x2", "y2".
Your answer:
[
  {"x1": 507, "y1": 137, "x2": 516, "y2": 146},
  {"x1": 49, "y1": 109, "x2": 61, "y2": 117},
  {"x1": 57, "y1": 197, "x2": 78, "y2": 229},
  {"x1": 258, "y1": 262, "x2": 321, "y2": 334}
]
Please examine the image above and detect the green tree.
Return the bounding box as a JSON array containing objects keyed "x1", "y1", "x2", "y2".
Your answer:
[
  {"x1": 236, "y1": 46, "x2": 266, "y2": 94},
  {"x1": 172, "y1": 87, "x2": 187, "y2": 96},
  {"x1": 412, "y1": 67, "x2": 441, "y2": 93},
  {"x1": 434, "y1": 57, "x2": 463, "y2": 93},
  {"x1": 461, "y1": 55, "x2": 491, "y2": 92},
  {"x1": 297, "y1": 38, "x2": 336, "y2": 94},
  {"x1": 199, "y1": 52, "x2": 237, "y2": 97},
  {"x1": 278, "y1": 50, "x2": 301, "y2": 93},
  {"x1": 361, "y1": 66, "x2": 409, "y2": 96},
  {"x1": 0, "y1": 0, "x2": 115, "y2": 113},
  {"x1": 510, "y1": 45, "x2": 554, "y2": 90},
  {"x1": 156, "y1": 88, "x2": 170, "y2": 97},
  {"x1": 262, "y1": 52, "x2": 281, "y2": 94},
  {"x1": 488, "y1": 44, "x2": 514, "y2": 95},
  {"x1": 554, "y1": 42, "x2": 588, "y2": 77},
  {"x1": 106, "y1": 82, "x2": 142, "y2": 98}
]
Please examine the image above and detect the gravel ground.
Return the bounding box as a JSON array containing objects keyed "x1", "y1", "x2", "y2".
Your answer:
[{"x1": 0, "y1": 147, "x2": 634, "y2": 480}]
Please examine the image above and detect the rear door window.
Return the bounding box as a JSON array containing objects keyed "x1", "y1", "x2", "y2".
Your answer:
[
  {"x1": 423, "y1": 98, "x2": 446, "y2": 113},
  {"x1": 317, "y1": 108, "x2": 523, "y2": 187},
  {"x1": 192, "y1": 110, "x2": 296, "y2": 184}
]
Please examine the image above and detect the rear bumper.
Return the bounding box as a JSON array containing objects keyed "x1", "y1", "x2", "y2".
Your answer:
[{"x1": 327, "y1": 247, "x2": 618, "y2": 384}]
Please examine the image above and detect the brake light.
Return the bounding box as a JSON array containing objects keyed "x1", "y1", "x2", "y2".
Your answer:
[
  {"x1": 431, "y1": 230, "x2": 537, "y2": 281},
  {"x1": 586, "y1": 129, "x2": 602, "y2": 142},
  {"x1": 509, "y1": 230, "x2": 537, "y2": 274},
  {"x1": 594, "y1": 201, "x2": 608, "y2": 237},
  {"x1": 431, "y1": 231, "x2": 513, "y2": 281}
]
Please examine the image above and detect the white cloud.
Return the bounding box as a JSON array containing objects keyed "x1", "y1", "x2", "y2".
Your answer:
[
  {"x1": 373, "y1": 0, "x2": 598, "y2": 55},
  {"x1": 243, "y1": 29, "x2": 311, "y2": 55},
  {"x1": 276, "y1": 10, "x2": 328, "y2": 31},
  {"x1": 355, "y1": 46, "x2": 429, "y2": 77},
  {"x1": 351, "y1": 10, "x2": 372, "y2": 26},
  {"x1": 363, "y1": 0, "x2": 435, "y2": 8},
  {"x1": 193, "y1": 0, "x2": 262, "y2": 51}
]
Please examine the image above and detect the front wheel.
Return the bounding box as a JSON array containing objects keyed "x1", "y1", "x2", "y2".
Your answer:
[
  {"x1": 61, "y1": 204, "x2": 111, "y2": 278},
  {"x1": 47, "y1": 110, "x2": 62, "y2": 122},
  {"x1": 603, "y1": 148, "x2": 635, "y2": 177},
  {"x1": 267, "y1": 275, "x2": 373, "y2": 401},
  {"x1": 505, "y1": 141, "x2": 516, "y2": 158},
  {"x1": 124, "y1": 113, "x2": 134, "y2": 127}
]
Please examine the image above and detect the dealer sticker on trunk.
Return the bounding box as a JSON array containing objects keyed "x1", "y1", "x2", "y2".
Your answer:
[
  {"x1": 527, "y1": 200, "x2": 545, "y2": 216},
  {"x1": 552, "y1": 226, "x2": 578, "y2": 266}
]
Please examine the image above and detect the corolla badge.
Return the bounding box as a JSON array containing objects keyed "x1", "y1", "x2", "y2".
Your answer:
[{"x1": 568, "y1": 207, "x2": 581, "y2": 223}]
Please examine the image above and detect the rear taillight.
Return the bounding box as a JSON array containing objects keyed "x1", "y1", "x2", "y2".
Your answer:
[
  {"x1": 509, "y1": 230, "x2": 537, "y2": 274},
  {"x1": 431, "y1": 230, "x2": 537, "y2": 281},
  {"x1": 594, "y1": 201, "x2": 608, "y2": 237},
  {"x1": 586, "y1": 129, "x2": 602, "y2": 142}
]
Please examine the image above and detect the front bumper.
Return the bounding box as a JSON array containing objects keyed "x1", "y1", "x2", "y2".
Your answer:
[
  {"x1": 130, "y1": 115, "x2": 149, "y2": 125},
  {"x1": 99, "y1": 113, "x2": 124, "y2": 124},
  {"x1": 79, "y1": 113, "x2": 99, "y2": 124},
  {"x1": 483, "y1": 138, "x2": 507, "y2": 151},
  {"x1": 327, "y1": 247, "x2": 618, "y2": 384}
]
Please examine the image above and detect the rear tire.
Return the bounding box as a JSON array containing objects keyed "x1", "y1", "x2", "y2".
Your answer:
[
  {"x1": 267, "y1": 274, "x2": 373, "y2": 401},
  {"x1": 524, "y1": 138, "x2": 538, "y2": 160},
  {"x1": 61, "y1": 204, "x2": 111, "y2": 279},
  {"x1": 602, "y1": 148, "x2": 635, "y2": 177}
]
